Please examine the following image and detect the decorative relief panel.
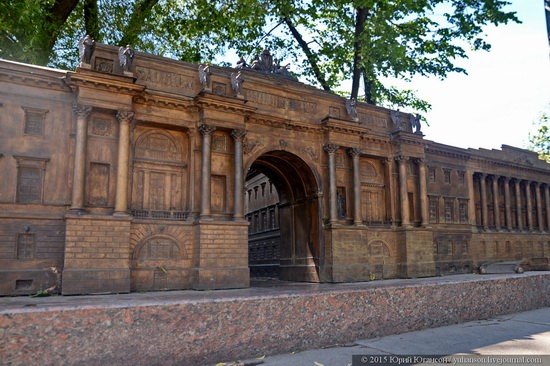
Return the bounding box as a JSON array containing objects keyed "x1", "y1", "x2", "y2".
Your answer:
[
  {"x1": 135, "y1": 133, "x2": 181, "y2": 162},
  {"x1": 135, "y1": 66, "x2": 194, "y2": 92},
  {"x1": 212, "y1": 133, "x2": 227, "y2": 152},
  {"x1": 329, "y1": 107, "x2": 341, "y2": 118},
  {"x1": 212, "y1": 82, "x2": 227, "y2": 96},
  {"x1": 358, "y1": 113, "x2": 388, "y2": 128},
  {"x1": 90, "y1": 118, "x2": 114, "y2": 137},
  {"x1": 135, "y1": 236, "x2": 182, "y2": 260},
  {"x1": 367, "y1": 240, "x2": 390, "y2": 257},
  {"x1": 94, "y1": 57, "x2": 114, "y2": 73}
]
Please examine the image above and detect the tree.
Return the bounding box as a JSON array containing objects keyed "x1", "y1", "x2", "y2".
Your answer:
[
  {"x1": 529, "y1": 106, "x2": 550, "y2": 163},
  {"x1": 1, "y1": 0, "x2": 519, "y2": 114}
]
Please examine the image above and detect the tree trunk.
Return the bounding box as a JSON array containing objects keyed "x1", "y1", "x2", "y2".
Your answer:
[
  {"x1": 362, "y1": 69, "x2": 376, "y2": 105},
  {"x1": 119, "y1": 0, "x2": 160, "y2": 47},
  {"x1": 351, "y1": 7, "x2": 368, "y2": 101},
  {"x1": 84, "y1": 0, "x2": 100, "y2": 41}
]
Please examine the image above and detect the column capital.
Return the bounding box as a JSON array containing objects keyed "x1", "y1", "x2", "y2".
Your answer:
[
  {"x1": 347, "y1": 148, "x2": 362, "y2": 158},
  {"x1": 324, "y1": 143, "x2": 339, "y2": 154},
  {"x1": 73, "y1": 103, "x2": 92, "y2": 118},
  {"x1": 199, "y1": 124, "x2": 216, "y2": 136},
  {"x1": 231, "y1": 129, "x2": 247, "y2": 141},
  {"x1": 415, "y1": 158, "x2": 428, "y2": 166},
  {"x1": 116, "y1": 110, "x2": 134, "y2": 123},
  {"x1": 395, "y1": 155, "x2": 409, "y2": 164}
]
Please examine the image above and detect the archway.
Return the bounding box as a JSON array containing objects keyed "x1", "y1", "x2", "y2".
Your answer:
[{"x1": 245, "y1": 151, "x2": 322, "y2": 282}]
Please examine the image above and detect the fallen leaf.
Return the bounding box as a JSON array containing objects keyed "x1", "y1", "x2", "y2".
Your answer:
[
  {"x1": 256, "y1": 355, "x2": 266, "y2": 360},
  {"x1": 314, "y1": 362, "x2": 324, "y2": 366}
]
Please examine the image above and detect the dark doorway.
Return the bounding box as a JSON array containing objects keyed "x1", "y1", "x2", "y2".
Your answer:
[{"x1": 245, "y1": 151, "x2": 321, "y2": 282}]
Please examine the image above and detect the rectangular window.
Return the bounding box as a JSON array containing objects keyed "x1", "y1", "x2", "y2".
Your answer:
[
  {"x1": 444, "y1": 199, "x2": 453, "y2": 223},
  {"x1": 459, "y1": 200, "x2": 468, "y2": 223},
  {"x1": 22, "y1": 107, "x2": 47, "y2": 136},
  {"x1": 429, "y1": 197, "x2": 438, "y2": 223},
  {"x1": 14, "y1": 156, "x2": 49, "y2": 204},
  {"x1": 428, "y1": 168, "x2": 436, "y2": 182},
  {"x1": 17, "y1": 167, "x2": 42, "y2": 203},
  {"x1": 457, "y1": 171, "x2": 465, "y2": 185},
  {"x1": 444, "y1": 170, "x2": 451, "y2": 184},
  {"x1": 17, "y1": 233, "x2": 36, "y2": 259}
]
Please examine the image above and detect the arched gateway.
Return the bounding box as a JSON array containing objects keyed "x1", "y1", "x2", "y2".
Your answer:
[{"x1": 246, "y1": 150, "x2": 323, "y2": 282}]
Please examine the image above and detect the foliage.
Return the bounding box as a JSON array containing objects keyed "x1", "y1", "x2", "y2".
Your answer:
[
  {"x1": 0, "y1": 0, "x2": 520, "y2": 116},
  {"x1": 528, "y1": 106, "x2": 550, "y2": 163}
]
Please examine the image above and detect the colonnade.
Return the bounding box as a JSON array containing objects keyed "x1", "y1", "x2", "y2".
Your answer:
[
  {"x1": 70, "y1": 109, "x2": 247, "y2": 220},
  {"x1": 475, "y1": 173, "x2": 550, "y2": 232},
  {"x1": 324, "y1": 145, "x2": 429, "y2": 228}
]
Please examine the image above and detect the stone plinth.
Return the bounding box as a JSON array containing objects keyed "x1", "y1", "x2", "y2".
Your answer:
[{"x1": 2, "y1": 272, "x2": 548, "y2": 366}]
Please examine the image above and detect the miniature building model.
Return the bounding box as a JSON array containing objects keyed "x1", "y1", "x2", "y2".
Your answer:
[{"x1": 1, "y1": 43, "x2": 550, "y2": 295}]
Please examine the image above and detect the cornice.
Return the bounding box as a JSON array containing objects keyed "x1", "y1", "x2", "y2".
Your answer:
[
  {"x1": 65, "y1": 69, "x2": 145, "y2": 95},
  {"x1": 425, "y1": 146, "x2": 472, "y2": 161},
  {"x1": 195, "y1": 92, "x2": 256, "y2": 115},
  {"x1": 0, "y1": 68, "x2": 70, "y2": 92},
  {"x1": 322, "y1": 116, "x2": 368, "y2": 136},
  {"x1": 134, "y1": 91, "x2": 195, "y2": 111}
]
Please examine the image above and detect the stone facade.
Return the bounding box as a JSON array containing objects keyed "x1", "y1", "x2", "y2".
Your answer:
[{"x1": 1, "y1": 43, "x2": 550, "y2": 295}]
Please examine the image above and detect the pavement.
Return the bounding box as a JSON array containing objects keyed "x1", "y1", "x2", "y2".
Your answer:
[{"x1": 225, "y1": 307, "x2": 550, "y2": 366}]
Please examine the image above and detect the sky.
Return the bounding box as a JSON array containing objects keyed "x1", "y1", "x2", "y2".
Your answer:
[{"x1": 395, "y1": 0, "x2": 550, "y2": 151}]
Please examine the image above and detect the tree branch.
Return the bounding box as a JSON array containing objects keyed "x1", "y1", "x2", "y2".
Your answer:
[
  {"x1": 282, "y1": 16, "x2": 331, "y2": 91},
  {"x1": 119, "y1": 0, "x2": 161, "y2": 47}
]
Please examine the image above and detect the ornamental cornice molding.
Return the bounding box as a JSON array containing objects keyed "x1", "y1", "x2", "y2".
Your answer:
[
  {"x1": 0, "y1": 69, "x2": 70, "y2": 92},
  {"x1": 133, "y1": 92, "x2": 195, "y2": 111},
  {"x1": 194, "y1": 93, "x2": 256, "y2": 115},
  {"x1": 322, "y1": 116, "x2": 368, "y2": 136},
  {"x1": 425, "y1": 146, "x2": 471, "y2": 160},
  {"x1": 66, "y1": 71, "x2": 145, "y2": 95}
]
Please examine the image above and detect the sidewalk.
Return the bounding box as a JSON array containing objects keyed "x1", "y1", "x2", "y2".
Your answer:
[{"x1": 229, "y1": 307, "x2": 550, "y2": 366}]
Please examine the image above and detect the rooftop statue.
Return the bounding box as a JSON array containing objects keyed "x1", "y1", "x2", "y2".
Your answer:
[
  {"x1": 410, "y1": 114, "x2": 422, "y2": 134},
  {"x1": 236, "y1": 48, "x2": 297, "y2": 81},
  {"x1": 346, "y1": 98, "x2": 358, "y2": 121},
  {"x1": 198, "y1": 64, "x2": 212, "y2": 91},
  {"x1": 231, "y1": 71, "x2": 245, "y2": 98},
  {"x1": 78, "y1": 35, "x2": 95, "y2": 67},
  {"x1": 390, "y1": 109, "x2": 403, "y2": 130},
  {"x1": 118, "y1": 45, "x2": 135, "y2": 75}
]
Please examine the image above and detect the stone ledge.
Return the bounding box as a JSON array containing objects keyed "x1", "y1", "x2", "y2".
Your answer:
[{"x1": 1, "y1": 272, "x2": 549, "y2": 366}]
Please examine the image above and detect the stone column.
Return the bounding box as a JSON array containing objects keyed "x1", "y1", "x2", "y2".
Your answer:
[
  {"x1": 491, "y1": 175, "x2": 500, "y2": 230},
  {"x1": 199, "y1": 125, "x2": 216, "y2": 218},
  {"x1": 324, "y1": 144, "x2": 339, "y2": 223},
  {"x1": 479, "y1": 173, "x2": 488, "y2": 230},
  {"x1": 232, "y1": 129, "x2": 246, "y2": 220},
  {"x1": 535, "y1": 182, "x2": 543, "y2": 232},
  {"x1": 417, "y1": 158, "x2": 429, "y2": 227},
  {"x1": 396, "y1": 155, "x2": 411, "y2": 227},
  {"x1": 114, "y1": 110, "x2": 134, "y2": 215},
  {"x1": 545, "y1": 184, "x2": 550, "y2": 231},
  {"x1": 466, "y1": 170, "x2": 477, "y2": 226},
  {"x1": 383, "y1": 159, "x2": 397, "y2": 227},
  {"x1": 515, "y1": 179, "x2": 523, "y2": 231},
  {"x1": 525, "y1": 181, "x2": 534, "y2": 231},
  {"x1": 70, "y1": 104, "x2": 92, "y2": 212},
  {"x1": 348, "y1": 148, "x2": 363, "y2": 226},
  {"x1": 503, "y1": 177, "x2": 512, "y2": 231}
]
